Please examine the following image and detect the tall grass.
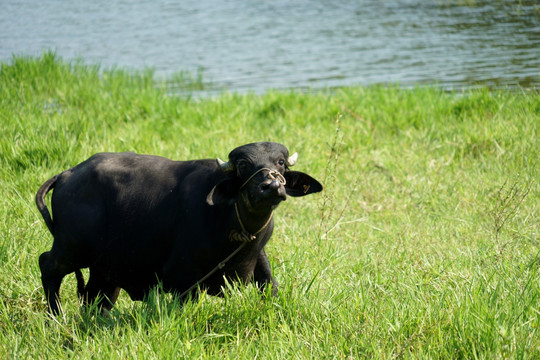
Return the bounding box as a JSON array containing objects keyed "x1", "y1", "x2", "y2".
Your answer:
[{"x1": 1, "y1": 53, "x2": 538, "y2": 358}]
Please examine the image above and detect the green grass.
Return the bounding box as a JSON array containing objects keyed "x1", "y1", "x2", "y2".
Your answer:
[{"x1": 1, "y1": 52, "x2": 539, "y2": 359}]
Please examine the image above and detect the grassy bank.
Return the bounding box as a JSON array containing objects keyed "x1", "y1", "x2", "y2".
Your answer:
[{"x1": 1, "y1": 53, "x2": 538, "y2": 359}]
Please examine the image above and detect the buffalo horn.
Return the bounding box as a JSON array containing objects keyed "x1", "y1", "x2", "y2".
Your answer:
[
  {"x1": 217, "y1": 158, "x2": 235, "y2": 172},
  {"x1": 287, "y1": 152, "x2": 298, "y2": 167}
]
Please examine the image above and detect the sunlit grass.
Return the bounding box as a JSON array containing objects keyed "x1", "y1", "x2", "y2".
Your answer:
[{"x1": 0, "y1": 53, "x2": 538, "y2": 358}]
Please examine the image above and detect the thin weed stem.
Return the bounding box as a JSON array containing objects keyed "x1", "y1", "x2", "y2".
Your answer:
[
  {"x1": 490, "y1": 176, "x2": 533, "y2": 260},
  {"x1": 317, "y1": 114, "x2": 357, "y2": 243}
]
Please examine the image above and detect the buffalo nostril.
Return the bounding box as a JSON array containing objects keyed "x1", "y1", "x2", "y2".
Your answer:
[
  {"x1": 269, "y1": 180, "x2": 280, "y2": 190},
  {"x1": 259, "y1": 180, "x2": 280, "y2": 193}
]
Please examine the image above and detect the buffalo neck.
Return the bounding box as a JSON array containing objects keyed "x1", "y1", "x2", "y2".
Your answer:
[{"x1": 234, "y1": 196, "x2": 274, "y2": 238}]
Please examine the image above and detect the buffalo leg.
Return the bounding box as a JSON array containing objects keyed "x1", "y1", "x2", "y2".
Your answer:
[
  {"x1": 83, "y1": 269, "x2": 120, "y2": 312},
  {"x1": 39, "y1": 251, "x2": 69, "y2": 315},
  {"x1": 253, "y1": 250, "x2": 278, "y2": 295}
]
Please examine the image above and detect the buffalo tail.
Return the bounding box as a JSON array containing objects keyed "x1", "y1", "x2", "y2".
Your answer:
[{"x1": 35, "y1": 174, "x2": 59, "y2": 235}]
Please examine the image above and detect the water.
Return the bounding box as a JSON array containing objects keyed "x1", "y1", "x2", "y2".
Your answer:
[{"x1": 1, "y1": 0, "x2": 539, "y2": 92}]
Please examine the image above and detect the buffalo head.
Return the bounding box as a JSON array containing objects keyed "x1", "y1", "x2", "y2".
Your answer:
[{"x1": 206, "y1": 142, "x2": 322, "y2": 213}]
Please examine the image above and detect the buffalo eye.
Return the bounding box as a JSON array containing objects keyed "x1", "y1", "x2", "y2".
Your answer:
[
  {"x1": 278, "y1": 159, "x2": 285, "y2": 166},
  {"x1": 236, "y1": 159, "x2": 249, "y2": 170}
]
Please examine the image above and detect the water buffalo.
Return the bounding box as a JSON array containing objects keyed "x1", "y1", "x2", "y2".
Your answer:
[{"x1": 36, "y1": 142, "x2": 322, "y2": 314}]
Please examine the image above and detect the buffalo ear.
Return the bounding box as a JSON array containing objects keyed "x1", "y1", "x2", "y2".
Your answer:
[
  {"x1": 206, "y1": 178, "x2": 241, "y2": 206},
  {"x1": 284, "y1": 171, "x2": 323, "y2": 197}
]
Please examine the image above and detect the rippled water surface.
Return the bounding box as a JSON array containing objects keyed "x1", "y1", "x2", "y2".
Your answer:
[{"x1": 2, "y1": 0, "x2": 539, "y2": 92}]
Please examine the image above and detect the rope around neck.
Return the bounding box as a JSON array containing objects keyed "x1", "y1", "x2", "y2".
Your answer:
[{"x1": 230, "y1": 202, "x2": 273, "y2": 242}]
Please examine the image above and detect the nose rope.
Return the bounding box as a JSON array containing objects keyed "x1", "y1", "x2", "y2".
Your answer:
[{"x1": 239, "y1": 168, "x2": 286, "y2": 190}]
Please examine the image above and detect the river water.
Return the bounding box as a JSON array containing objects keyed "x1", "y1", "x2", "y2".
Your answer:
[{"x1": 1, "y1": 0, "x2": 539, "y2": 92}]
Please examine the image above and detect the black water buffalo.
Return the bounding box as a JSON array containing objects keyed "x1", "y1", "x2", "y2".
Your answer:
[{"x1": 36, "y1": 142, "x2": 322, "y2": 314}]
